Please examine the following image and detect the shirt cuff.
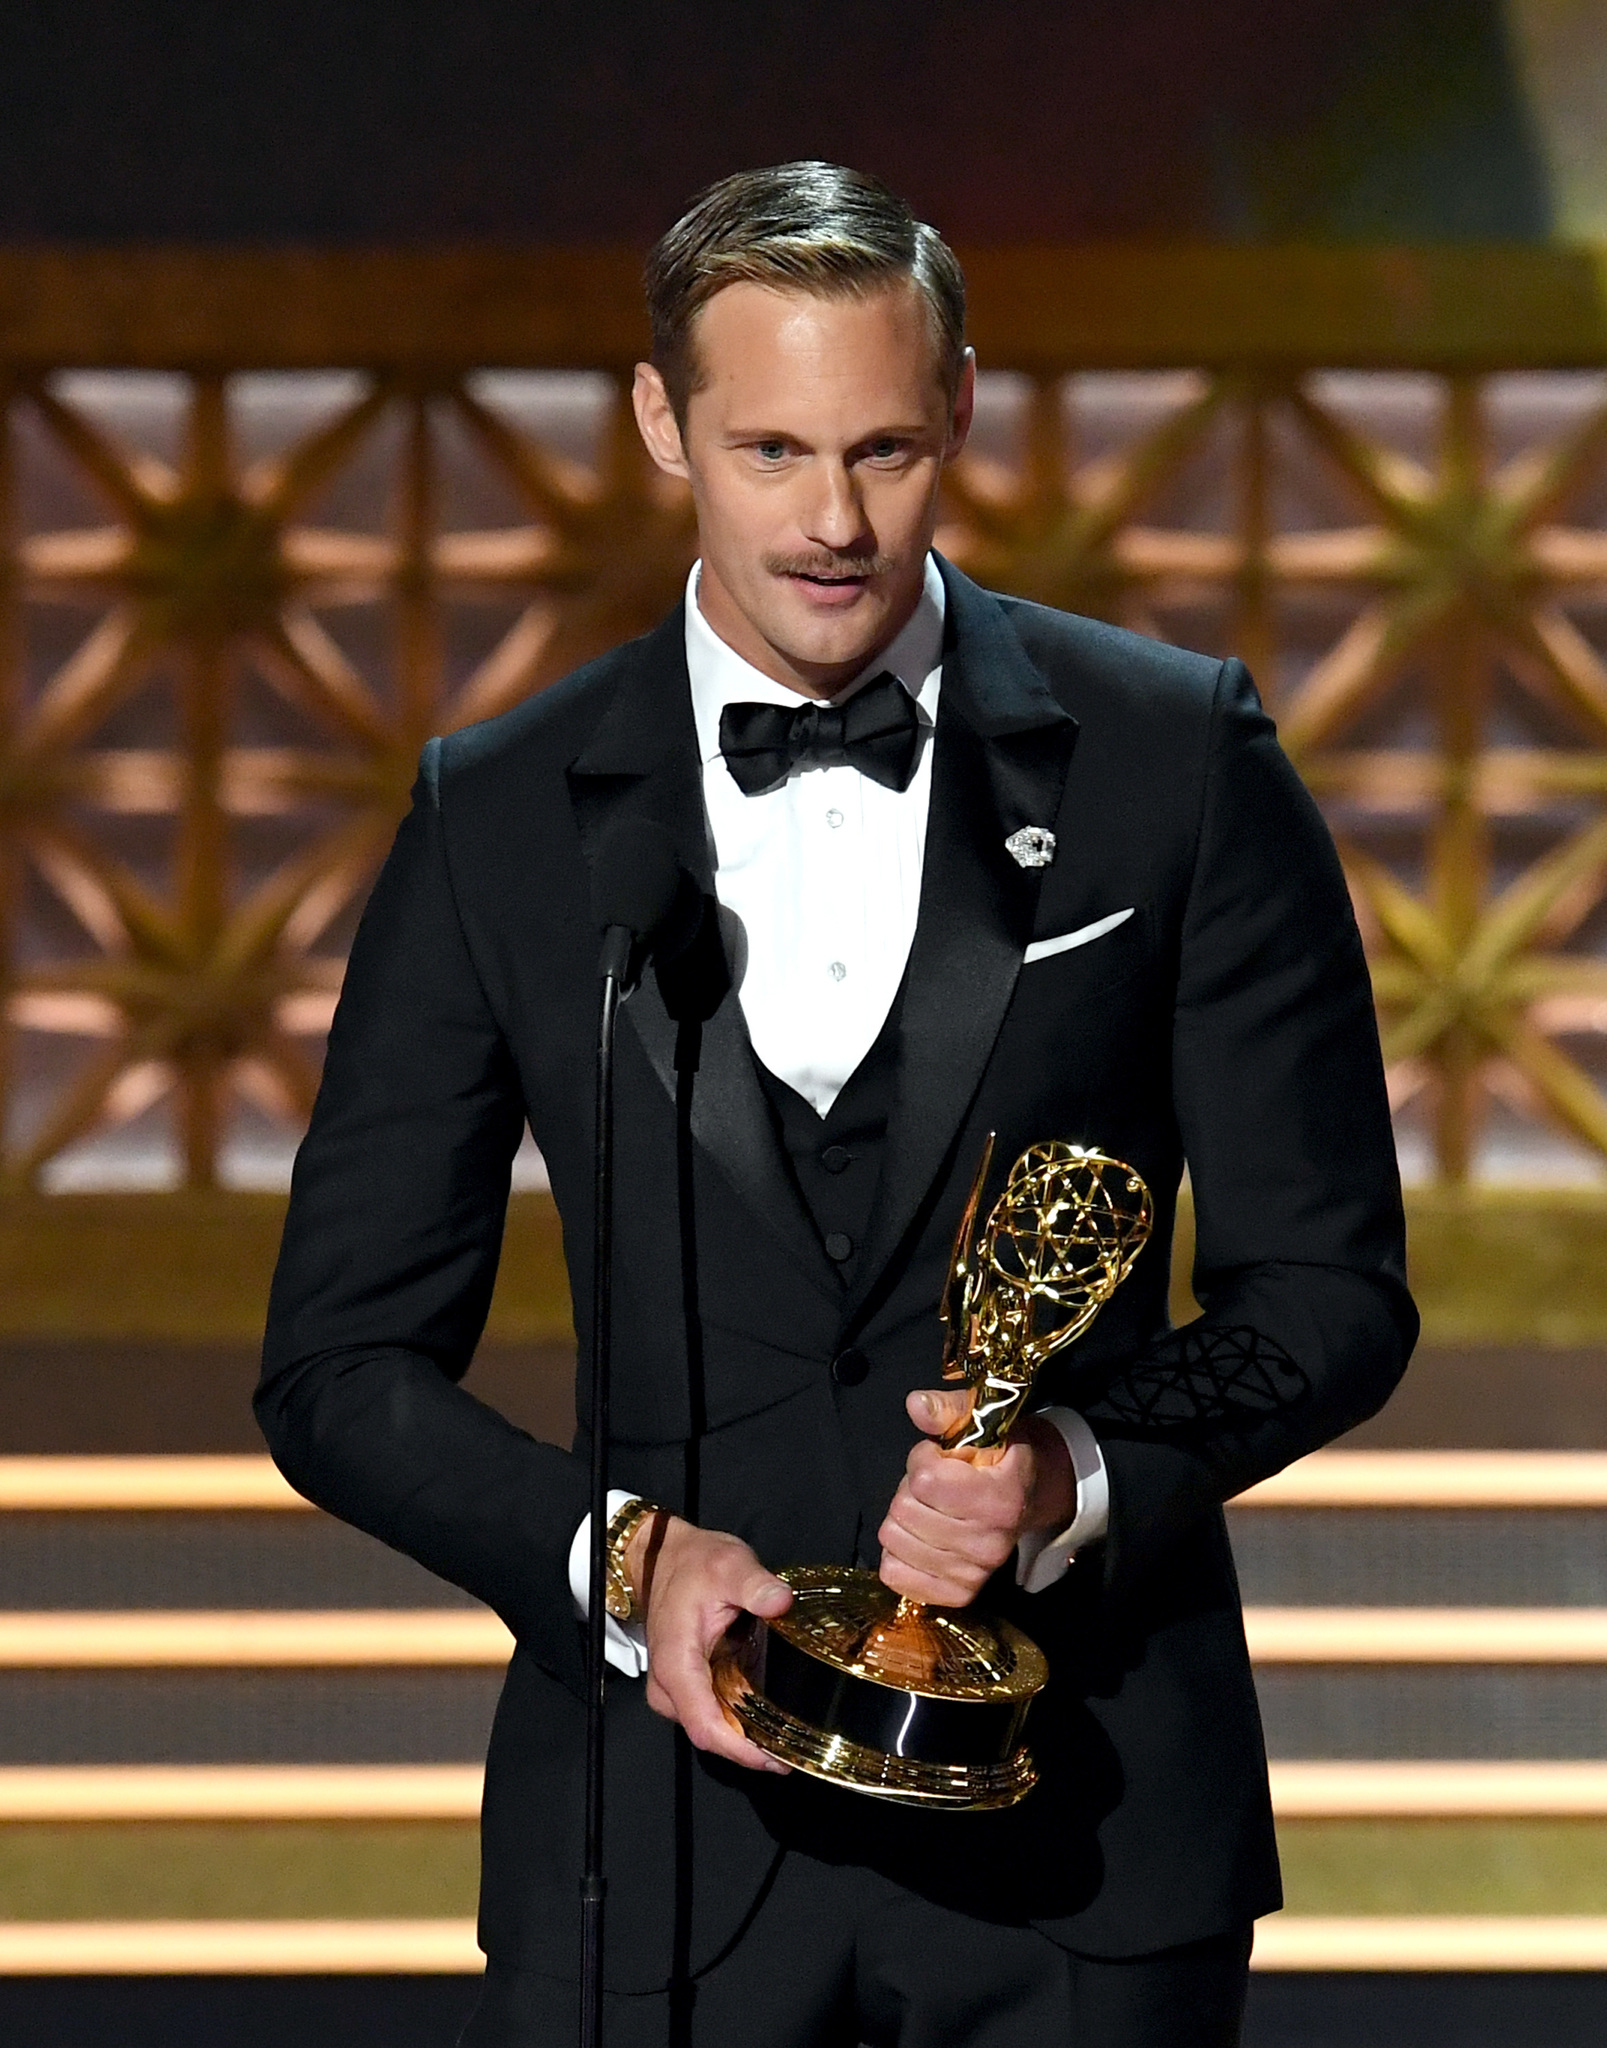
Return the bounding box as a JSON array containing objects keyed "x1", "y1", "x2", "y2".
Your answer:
[
  {"x1": 569, "y1": 1489, "x2": 650, "y2": 1678},
  {"x1": 1014, "y1": 1407, "x2": 1110, "y2": 1595}
]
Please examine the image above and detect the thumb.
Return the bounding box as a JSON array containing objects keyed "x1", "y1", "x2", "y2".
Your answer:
[
  {"x1": 742, "y1": 1569, "x2": 794, "y2": 1618},
  {"x1": 906, "y1": 1386, "x2": 973, "y2": 1438}
]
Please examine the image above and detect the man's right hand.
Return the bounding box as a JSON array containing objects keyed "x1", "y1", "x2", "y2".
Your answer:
[{"x1": 626, "y1": 1514, "x2": 794, "y2": 1774}]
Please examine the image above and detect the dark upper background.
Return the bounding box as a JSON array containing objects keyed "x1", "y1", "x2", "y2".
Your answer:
[{"x1": 0, "y1": 0, "x2": 1569, "y2": 244}]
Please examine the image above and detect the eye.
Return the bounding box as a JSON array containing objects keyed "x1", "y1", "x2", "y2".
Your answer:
[
  {"x1": 864, "y1": 437, "x2": 907, "y2": 464},
  {"x1": 753, "y1": 439, "x2": 789, "y2": 463}
]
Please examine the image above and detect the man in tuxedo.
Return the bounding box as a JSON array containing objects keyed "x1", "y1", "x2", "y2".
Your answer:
[{"x1": 258, "y1": 162, "x2": 1415, "y2": 2045}]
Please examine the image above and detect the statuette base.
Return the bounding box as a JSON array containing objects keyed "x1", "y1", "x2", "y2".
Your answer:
[{"x1": 713, "y1": 1564, "x2": 1047, "y2": 1812}]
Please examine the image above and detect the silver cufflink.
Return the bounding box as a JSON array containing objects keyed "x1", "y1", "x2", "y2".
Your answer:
[{"x1": 1005, "y1": 826, "x2": 1057, "y2": 869}]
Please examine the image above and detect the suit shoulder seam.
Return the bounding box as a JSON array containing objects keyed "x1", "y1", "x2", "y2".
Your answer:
[
  {"x1": 426, "y1": 747, "x2": 505, "y2": 1026},
  {"x1": 1176, "y1": 657, "x2": 1235, "y2": 919}
]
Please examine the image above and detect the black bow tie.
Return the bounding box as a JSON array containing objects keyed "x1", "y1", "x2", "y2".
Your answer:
[{"x1": 718, "y1": 671, "x2": 921, "y2": 798}]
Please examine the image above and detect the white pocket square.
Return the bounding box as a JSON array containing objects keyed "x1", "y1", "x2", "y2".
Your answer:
[{"x1": 1023, "y1": 908, "x2": 1135, "y2": 965}]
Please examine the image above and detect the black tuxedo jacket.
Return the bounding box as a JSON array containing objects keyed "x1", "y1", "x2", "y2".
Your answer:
[{"x1": 259, "y1": 561, "x2": 1415, "y2": 1987}]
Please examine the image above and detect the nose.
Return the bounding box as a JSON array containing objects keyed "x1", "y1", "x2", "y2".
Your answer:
[{"x1": 802, "y1": 458, "x2": 871, "y2": 554}]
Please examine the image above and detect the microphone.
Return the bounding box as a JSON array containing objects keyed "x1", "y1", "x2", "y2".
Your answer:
[{"x1": 591, "y1": 818, "x2": 699, "y2": 986}]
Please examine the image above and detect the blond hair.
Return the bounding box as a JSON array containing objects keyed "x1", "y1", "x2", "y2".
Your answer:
[{"x1": 645, "y1": 162, "x2": 967, "y2": 424}]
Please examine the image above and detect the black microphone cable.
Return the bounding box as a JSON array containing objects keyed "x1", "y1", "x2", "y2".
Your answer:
[{"x1": 581, "y1": 818, "x2": 696, "y2": 2048}]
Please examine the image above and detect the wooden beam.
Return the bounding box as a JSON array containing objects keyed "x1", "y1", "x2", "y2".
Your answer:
[
  {"x1": 0, "y1": 247, "x2": 652, "y2": 372},
  {"x1": 1400, "y1": 1187, "x2": 1607, "y2": 1346},
  {"x1": 9, "y1": 1759, "x2": 1607, "y2": 1822},
  {"x1": 8, "y1": 1447, "x2": 1607, "y2": 1513},
  {"x1": 3, "y1": 1184, "x2": 1607, "y2": 1347},
  {"x1": 1235, "y1": 1450, "x2": 1607, "y2": 1508},
  {"x1": 1245, "y1": 1607, "x2": 1607, "y2": 1663},
  {"x1": 6, "y1": 1911, "x2": 1607, "y2": 1974},
  {"x1": 0, "y1": 1918, "x2": 483, "y2": 1975},
  {"x1": 2, "y1": 1602, "x2": 1606, "y2": 1667},
  {"x1": 0, "y1": 1189, "x2": 570, "y2": 1342},
  {"x1": 0, "y1": 1610, "x2": 513, "y2": 1667},
  {"x1": 1251, "y1": 1916, "x2": 1607, "y2": 1971},
  {"x1": 0, "y1": 1764, "x2": 483, "y2": 1820},
  {"x1": 1177, "y1": 1185, "x2": 1607, "y2": 1347},
  {"x1": 0, "y1": 1456, "x2": 308, "y2": 1510},
  {"x1": 6, "y1": 245, "x2": 1607, "y2": 371},
  {"x1": 1269, "y1": 1762, "x2": 1607, "y2": 1818}
]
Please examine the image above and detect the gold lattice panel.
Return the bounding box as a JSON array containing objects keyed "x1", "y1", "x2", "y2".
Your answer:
[
  {"x1": 0, "y1": 371, "x2": 693, "y2": 1189},
  {"x1": 5, "y1": 365, "x2": 1607, "y2": 1188},
  {"x1": 943, "y1": 369, "x2": 1607, "y2": 1187}
]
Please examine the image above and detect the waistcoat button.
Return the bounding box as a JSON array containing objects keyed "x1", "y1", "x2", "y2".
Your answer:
[
  {"x1": 824, "y1": 1232, "x2": 853, "y2": 1262},
  {"x1": 831, "y1": 1347, "x2": 869, "y2": 1386},
  {"x1": 820, "y1": 1145, "x2": 853, "y2": 1174}
]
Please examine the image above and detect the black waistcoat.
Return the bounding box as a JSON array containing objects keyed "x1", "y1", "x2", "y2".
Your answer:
[{"x1": 750, "y1": 982, "x2": 906, "y2": 1288}]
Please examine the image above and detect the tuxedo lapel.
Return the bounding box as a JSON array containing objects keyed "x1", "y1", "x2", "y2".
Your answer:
[
  {"x1": 850, "y1": 563, "x2": 1079, "y2": 1313},
  {"x1": 565, "y1": 609, "x2": 839, "y2": 1300},
  {"x1": 564, "y1": 606, "x2": 714, "y2": 886},
  {"x1": 626, "y1": 969, "x2": 840, "y2": 1297}
]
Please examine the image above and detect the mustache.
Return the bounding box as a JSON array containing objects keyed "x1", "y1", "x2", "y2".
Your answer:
[{"x1": 765, "y1": 551, "x2": 896, "y2": 580}]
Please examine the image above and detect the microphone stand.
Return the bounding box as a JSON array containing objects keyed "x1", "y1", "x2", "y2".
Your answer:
[{"x1": 582, "y1": 922, "x2": 632, "y2": 2048}]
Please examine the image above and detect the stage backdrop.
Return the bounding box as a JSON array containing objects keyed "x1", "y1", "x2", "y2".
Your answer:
[
  {"x1": 10, "y1": 6, "x2": 1607, "y2": 2009},
  {"x1": 7, "y1": 2, "x2": 1607, "y2": 1336}
]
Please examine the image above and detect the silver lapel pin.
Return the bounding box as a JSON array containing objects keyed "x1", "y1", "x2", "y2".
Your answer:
[{"x1": 1005, "y1": 826, "x2": 1057, "y2": 870}]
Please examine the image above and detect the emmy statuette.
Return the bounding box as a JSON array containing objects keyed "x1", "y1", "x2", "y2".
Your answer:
[{"x1": 712, "y1": 1135, "x2": 1153, "y2": 1810}]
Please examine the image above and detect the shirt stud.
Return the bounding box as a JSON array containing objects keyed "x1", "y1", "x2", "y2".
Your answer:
[{"x1": 1005, "y1": 826, "x2": 1057, "y2": 869}]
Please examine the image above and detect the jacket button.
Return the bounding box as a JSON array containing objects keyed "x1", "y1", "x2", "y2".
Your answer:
[
  {"x1": 831, "y1": 1347, "x2": 869, "y2": 1386},
  {"x1": 824, "y1": 1231, "x2": 854, "y2": 1262}
]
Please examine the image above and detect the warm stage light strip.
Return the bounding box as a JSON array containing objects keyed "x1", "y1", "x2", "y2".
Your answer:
[
  {"x1": 0, "y1": 1919, "x2": 484, "y2": 1976},
  {"x1": 1244, "y1": 1607, "x2": 1607, "y2": 1662},
  {"x1": 0, "y1": 1610, "x2": 513, "y2": 1667},
  {"x1": 4, "y1": 1915, "x2": 1607, "y2": 1974},
  {"x1": 1268, "y1": 1760, "x2": 1607, "y2": 1816},
  {"x1": 8, "y1": 1450, "x2": 1607, "y2": 1515},
  {"x1": 3, "y1": 1605, "x2": 1607, "y2": 1668},
  {"x1": 1251, "y1": 1917, "x2": 1607, "y2": 1971},
  {"x1": 0, "y1": 1457, "x2": 309, "y2": 1511},
  {"x1": 7, "y1": 1761, "x2": 1607, "y2": 1822},
  {"x1": 1233, "y1": 1450, "x2": 1607, "y2": 1508},
  {"x1": 0, "y1": 1765, "x2": 486, "y2": 1820}
]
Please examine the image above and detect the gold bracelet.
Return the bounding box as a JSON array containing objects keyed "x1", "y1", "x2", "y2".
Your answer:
[{"x1": 604, "y1": 1497, "x2": 664, "y2": 1624}]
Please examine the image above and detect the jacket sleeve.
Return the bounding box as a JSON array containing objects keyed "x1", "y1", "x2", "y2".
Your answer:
[
  {"x1": 256, "y1": 739, "x2": 591, "y2": 1694},
  {"x1": 1085, "y1": 659, "x2": 1418, "y2": 1597}
]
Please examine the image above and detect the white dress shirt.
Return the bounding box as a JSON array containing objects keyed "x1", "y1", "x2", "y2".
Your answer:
[
  {"x1": 571, "y1": 556, "x2": 1107, "y2": 1676},
  {"x1": 687, "y1": 552, "x2": 946, "y2": 1114}
]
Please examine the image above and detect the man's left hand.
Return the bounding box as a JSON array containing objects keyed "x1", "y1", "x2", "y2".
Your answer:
[{"x1": 876, "y1": 1388, "x2": 1077, "y2": 1606}]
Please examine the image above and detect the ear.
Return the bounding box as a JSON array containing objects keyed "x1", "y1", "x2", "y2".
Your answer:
[
  {"x1": 632, "y1": 362, "x2": 690, "y2": 480},
  {"x1": 944, "y1": 348, "x2": 977, "y2": 463}
]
